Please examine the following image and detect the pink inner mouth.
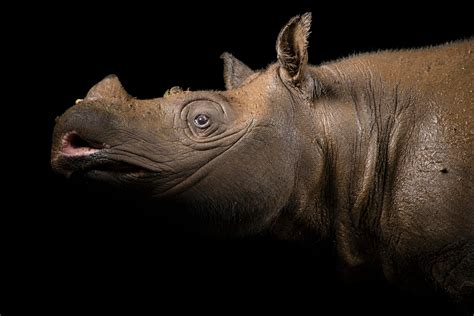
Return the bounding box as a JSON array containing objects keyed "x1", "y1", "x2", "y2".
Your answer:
[{"x1": 60, "y1": 132, "x2": 102, "y2": 156}]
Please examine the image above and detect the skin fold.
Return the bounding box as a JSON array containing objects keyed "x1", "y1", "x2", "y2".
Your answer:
[{"x1": 51, "y1": 13, "x2": 473, "y2": 306}]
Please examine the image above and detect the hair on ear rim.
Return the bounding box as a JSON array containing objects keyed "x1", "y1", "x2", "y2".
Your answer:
[
  {"x1": 220, "y1": 52, "x2": 255, "y2": 90},
  {"x1": 276, "y1": 12, "x2": 312, "y2": 83}
]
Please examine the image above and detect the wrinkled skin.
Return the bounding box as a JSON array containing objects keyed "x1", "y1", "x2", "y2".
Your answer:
[{"x1": 51, "y1": 13, "x2": 474, "y2": 306}]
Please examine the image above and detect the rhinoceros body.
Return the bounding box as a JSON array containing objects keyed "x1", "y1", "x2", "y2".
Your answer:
[{"x1": 51, "y1": 14, "x2": 473, "y2": 304}]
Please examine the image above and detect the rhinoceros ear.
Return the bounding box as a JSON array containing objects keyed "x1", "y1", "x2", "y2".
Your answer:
[
  {"x1": 84, "y1": 74, "x2": 130, "y2": 101},
  {"x1": 276, "y1": 13, "x2": 311, "y2": 85},
  {"x1": 221, "y1": 52, "x2": 255, "y2": 90}
]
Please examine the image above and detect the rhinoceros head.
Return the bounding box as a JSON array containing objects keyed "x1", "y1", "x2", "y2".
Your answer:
[{"x1": 51, "y1": 13, "x2": 319, "y2": 235}]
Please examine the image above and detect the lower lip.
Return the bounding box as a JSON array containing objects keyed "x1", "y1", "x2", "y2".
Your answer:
[{"x1": 78, "y1": 168, "x2": 148, "y2": 180}]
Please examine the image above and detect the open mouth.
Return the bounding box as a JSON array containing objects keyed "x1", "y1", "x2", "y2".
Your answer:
[
  {"x1": 60, "y1": 132, "x2": 107, "y2": 157},
  {"x1": 52, "y1": 132, "x2": 148, "y2": 177}
]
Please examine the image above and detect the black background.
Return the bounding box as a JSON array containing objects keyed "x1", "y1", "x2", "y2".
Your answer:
[{"x1": 3, "y1": 1, "x2": 473, "y2": 315}]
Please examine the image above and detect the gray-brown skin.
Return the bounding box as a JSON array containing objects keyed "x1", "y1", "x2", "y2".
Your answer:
[{"x1": 51, "y1": 13, "x2": 474, "y2": 304}]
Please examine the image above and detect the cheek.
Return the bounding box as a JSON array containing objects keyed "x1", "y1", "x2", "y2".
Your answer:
[{"x1": 185, "y1": 138, "x2": 296, "y2": 219}]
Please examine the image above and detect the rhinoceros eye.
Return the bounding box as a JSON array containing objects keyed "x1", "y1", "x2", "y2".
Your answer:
[{"x1": 193, "y1": 114, "x2": 210, "y2": 129}]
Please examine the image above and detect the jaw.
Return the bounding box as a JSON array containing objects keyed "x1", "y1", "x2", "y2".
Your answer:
[{"x1": 50, "y1": 129, "x2": 222, "y2": 195}]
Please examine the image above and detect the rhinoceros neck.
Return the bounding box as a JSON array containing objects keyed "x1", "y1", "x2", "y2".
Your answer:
[{"x1": 296, "y1": 58, "x2": 419, "y2": 266}]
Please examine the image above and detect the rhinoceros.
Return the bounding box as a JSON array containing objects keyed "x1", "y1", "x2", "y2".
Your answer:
[{"x1": 51, "y1": 13, "x2": 473, "y2": 305}]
